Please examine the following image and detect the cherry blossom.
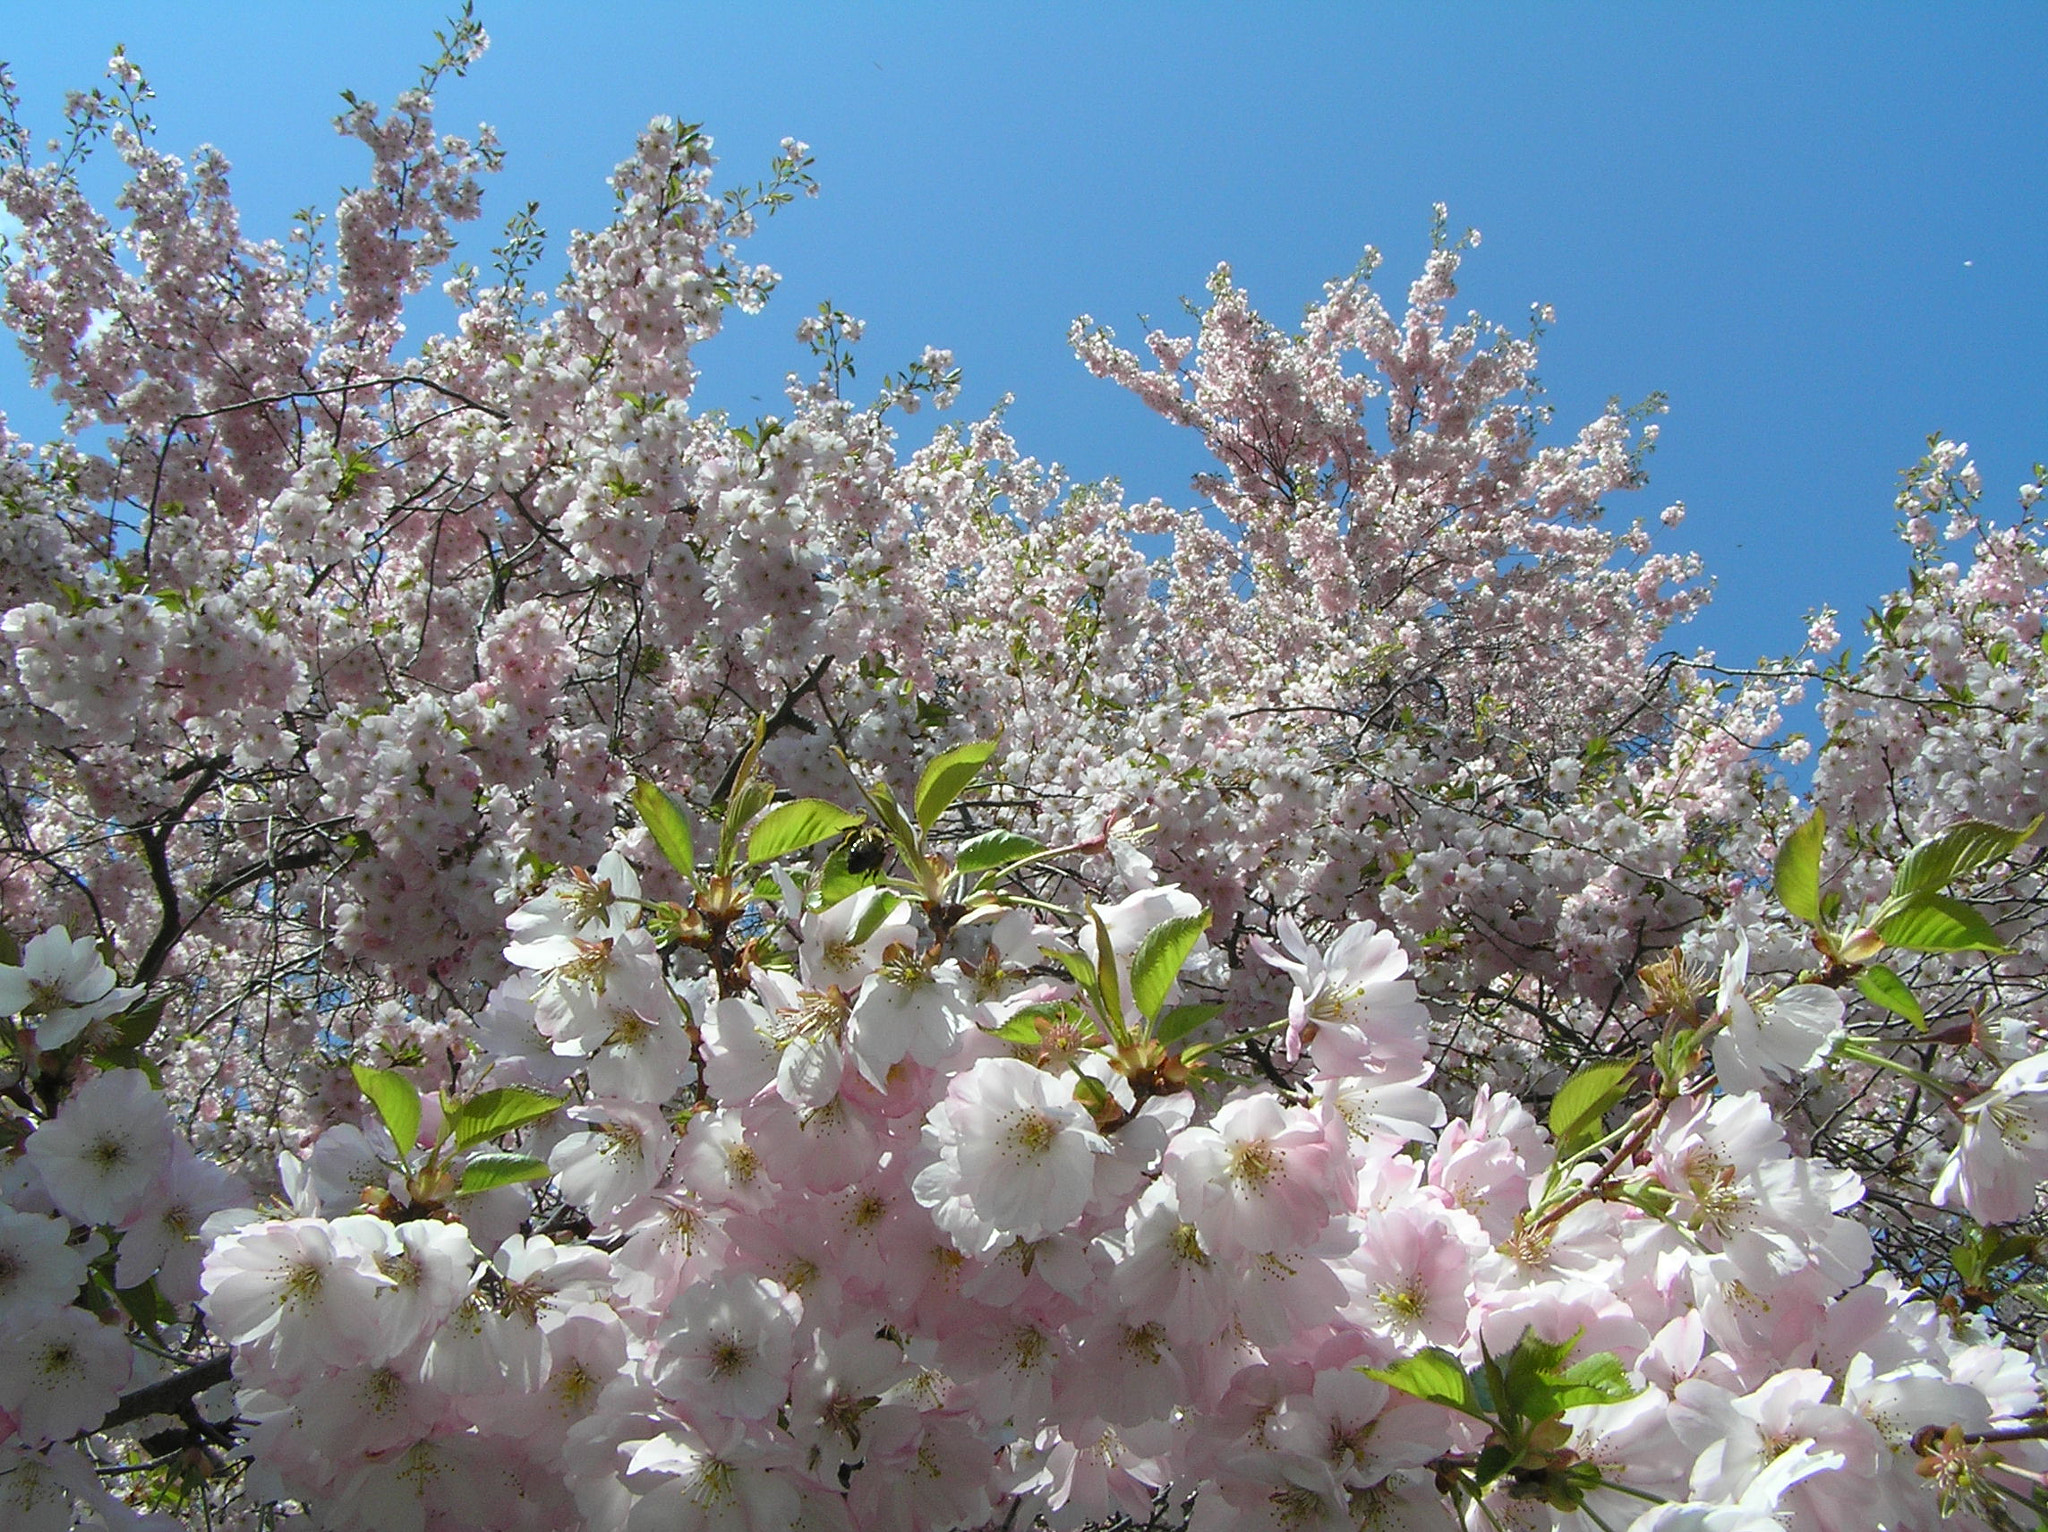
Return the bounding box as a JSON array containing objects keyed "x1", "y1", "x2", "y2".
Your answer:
[
  {"x1": 912, "y1": 1056, "x2": 1110, "y2": 1251},
  {"x1": 0, "y1": 927, "x2": 140, "y2": 1049},
  {"x1": 20, "y1": 1069, "x2": 171, "y2": 1227},
  {"x1": 1933, "y1": 1051, "x2": 2048, "y2": 1225}
]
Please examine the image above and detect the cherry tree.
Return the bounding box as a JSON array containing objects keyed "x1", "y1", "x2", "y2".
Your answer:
[{"x1": 2, "y1": 15, "x2": 2048, "y2": 1532}]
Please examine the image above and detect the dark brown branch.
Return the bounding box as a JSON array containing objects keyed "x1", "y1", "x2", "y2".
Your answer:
[
  {"x1": 142, "y1": 375, "x2": 510, "y2": 569},
  {"x1": 709, "y1": 655, "x2": 836, "y2": 805},
  {"x1": 99, "y1": 1353, "x2": 234, "y2": 1431}
]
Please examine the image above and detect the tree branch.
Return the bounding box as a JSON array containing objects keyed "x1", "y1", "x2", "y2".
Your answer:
[{"x1": 99, "y1": 1352, "x2": 234, "y2": 1431}]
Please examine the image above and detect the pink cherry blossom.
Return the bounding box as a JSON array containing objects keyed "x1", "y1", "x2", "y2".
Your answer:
[{"x1": 912, "y1": 1056, "x2": 1109, "y2": 1251}]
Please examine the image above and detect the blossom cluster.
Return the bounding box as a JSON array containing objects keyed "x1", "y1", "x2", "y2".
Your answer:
[{"x1": 145, "y1": 826, "x2": 2048, "y2": 1532}]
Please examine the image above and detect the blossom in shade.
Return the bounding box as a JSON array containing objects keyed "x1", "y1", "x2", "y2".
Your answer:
[
  {"x1": 1346, "y1": 1204, "x2": 1475, "y2": 1350},
  {"x1": 624, "y1": 1421, "x2": 802, "y2": 1532},
  {"x1": 0, "y1": 1442, "x2": 107, "y2": 1532},
  {"x1": 1163, "y1": 1093, "x2": 1347, "y2": 1256},
  {"x1": 0, "y1": 1208, "x2": 91, "y2": 1326},
  {"x1": 0, "y1": 927, "x2": 141, "y2": 1049},
  {"x1": 113, "y1": 1147, "x2": 248, "y2": 1303},
  {"x1": 1932, "y1": 1050, "x2": 2048, "y2": 1224},
  {"x1": 550, "y1": 1101, "x2": 677, "y2": 1223},
  {"x1": 22, "y1": 1070, "x2": 172, "y2": 1227},
  {"x1": 504, "y1": 849, "x2": 644, "y2": 969},
  {"x1": 846, "y1": 952, "x2": 969, "y2": 1087},
  {"x1": 0, "y1": 1305, "x2": 132, "y2": 1445},
  {"x1": 199, "y1": 1216, "x2": 396, "y2": 1376},
  {"x1": 652, "y1": 1275, "x2": 803, "y2": 1423}
]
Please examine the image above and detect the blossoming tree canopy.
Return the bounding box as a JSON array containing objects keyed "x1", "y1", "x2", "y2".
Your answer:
[{"x1": 5, "y1": 13, "x2": 2048, "y2": 1532}]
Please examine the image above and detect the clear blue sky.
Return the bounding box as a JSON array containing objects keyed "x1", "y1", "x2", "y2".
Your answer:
[{"x1": 4, "y1": 3, "x2": 2043, "y2": 676}]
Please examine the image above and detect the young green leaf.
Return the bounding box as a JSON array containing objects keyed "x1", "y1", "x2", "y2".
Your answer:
[
  {"x1": 109, "y1": 995, "x2": 166, "y2": 1050},
  {"x1": 1949, "y1": 1224, "x2": 2037, "y2": 1288},
  {"x1": 1129, "y1": 910, "x2": 1212, "y2": 1024},
  {"x1": 1071, "y1": 1072, "x2": 1110, "y2": 1114},
  {"x1": 860, "y1": 777, "x2": 922, "y2": 859},
  {"x1": 1774, "y1": 808, "x2": 1825, "y2": 925},
  {"x1": 632, "y1": 779, "x2": 698, "y2": 884},
  {"x1": 1090, "y1": 909, "x2": 1129, "y2": 1043},
  {"x1": 1361, "y1": 1349, "x2": 1487, "y2": 1420},
  {"x1": 1048, "y1": 947, "x2": 1099, "y2": 999},
  {"x1": 447, "y1": 1086, "x2": 564, "y2": 1151},
  {"x1": 846, "y1": 890, "x2": 904, "y2": 947},
  {"x1": 1156, "y1": 1001, "x2": 1223, "y2": 1046},
  {"x1": 717, "y1": 777, "x2": 778, "y2": 876},
  {"x1": 352, "y1": 1063, "x2": 421, "y2": 1158},
  {"x1": 988, "y1": 1014, "x2": 1048, "y2": 1046},
  {"x1": 1546, "y1": 1058, "x2": 1637, "y2": 1158},
  {"x1": 815, "y1": 843, "x2": 886, "y2": 908},
  {"x1": 1495, "y1": 1327, "x2": 1641, "y2": 1424},
  {"x1": 1854, "y1": 964, "x2": 1926, "y2": 1030},
  {"x1": 746, "y1": 799, "x2": 864, "y2": 865},
  {"x1": 988, "y1": 1001, "x2": 1075, "y2": 1046},
  {"x1": 953, "y1": 829, "x2": 1044, "y2": 877},
  {"x1": 1523, "y1": 1351, "x2": 1640, "y2": 1417},
  {"x1": 1890, "y1": 816, "x2": 2042, "y2": 903},
  {"x1": 914, "y1": 738, "x2": 998, "y2": 832},
  {"x1": 457, "y1": 1153, "x2": 553, "y2": 1193},
  {"x1": 113, "y1": 1273, "x2": 174, "y2": 1342},
  {"x1": 2011, "y1": 1282, "x2": 2048, "y2": 1311},
  {"x1": 1876, "y1": 894, "x2": 2012, "y2": 955}
]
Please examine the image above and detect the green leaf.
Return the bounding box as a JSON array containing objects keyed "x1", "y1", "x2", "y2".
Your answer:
[
  {"x1": 1546, "y1": 1059, "x2": 1636, "y2": 1158},
  {"x1": 113, "y1": 1274, "x2": 174, "y2": 1342},
  {"x1": 815, "y1": 844, "x2": 886, "y2": 909},
  {"x1": 1774, "y1": 809, "x2": 1825, "y2": 925},
  {"x1": 1496, "y1": 1328, "x2": 1640, "y2": 1424},
  {"x1": 1091, "y1": 909, "x2": 1128, "y2": 1042},
  {"x1": 457, "y1": 1152, "x2": 553, "y2": 1193},
  {"x1": 1156, "y1": 1002, "x2": 1223, "y2": 1046},
  {"x1": 447, "y1": 1086, "x2": 564, "y2": 1151},
  {"x1": 632, "y1": 779, "x2": 697, "y2": 884},
  {"x1": 1049, "y1": 948, "x2": 1099, "y2": 997},
  {"x1": 746, "y1": 799, "x2": 864, "y2": 865},
  {"x1": 989, "y1": 1001, "x2": 1074, "y2": 1045},
  {"x1": 2010, "y1": 1282, "x2": 2048, "y2": 1311},
  {"x1": 914, "y1": 738, "x2": 998, "y2": 832},
  {"x1": 1530, "y1": 1351, "x2": 1640, "y2": 1416},
  {"x1": 718, "y1": 777, "x2": 778, "y2": 876},
  {"x1": 953, "y1": 829, "x2": 1044, "y2": 877},
  {"x1": 352, "y1": 1063, "x2": 421, "y2": 1158},
  {"x1": 1892, "y1": 816, "x2": 2042, "y2": 902},
  {"x1": 1876, "y1": 893, "x2": 2012, "y2": 955},
  {"x1": 1129, "y1": 911, "x2": 1211, "y2": 1024},
  {"x1": 1471, "y1": 1442, "x2": 1517, "y2": 1488},
  {"x1": 109, "y1": 995, "x2": 166, "y2": 1050},
  {"x1": 1854, "y1": 964, "x2": 1926, "y2": 1030},
  {"x1": 1951, "y1": 1224, "x2": 2037, "y2": 1288},
  {"x1": 1627, "y1": 1182, "x2": 1676, "y2": 1219},
  {"x1": 845, "y1": 890, "x2": 904, "y2": 946},
  {"x1": 989, "y1": 1014, "x2": 1048, "y2": 1046},
  {"x1": 860, "y1": 777, "x2": 922, "y2": 859},
  {"x1": 1362, "y1": 1348, "x2": 1486, "y2": 1420},
  {"x1": 1071, "y1": 1072, "x2": 1109, "y2": 1114}
]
